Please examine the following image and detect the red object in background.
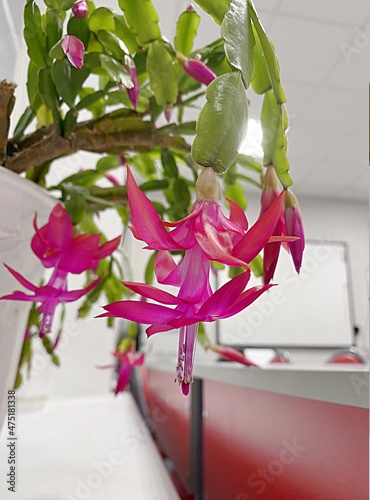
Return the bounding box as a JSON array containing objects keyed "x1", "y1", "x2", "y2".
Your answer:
[
  {"x1": 143, "y1": 367, "x2": 368, "y2": 500},
  {"x1": 203, "y1": 380, "x2": 368, "y2": 500},
  {"x1": 328, "y1": 348, "x2": 369, "y2": 364},
  {"x1": 270, "y1": 351, "x2": 291, "y2": 364}
]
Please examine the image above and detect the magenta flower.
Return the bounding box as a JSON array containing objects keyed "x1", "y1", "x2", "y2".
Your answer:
[
  {"x1": 61, "y1": 35, "x2": 84, "y2": 69},
  {"x1": 124, "y1": 56, "x2": 139, "y2": 110},
  {"x1": 1, "y1": 264, "x2": 100, "y2": 338},
  {"x1": 99, "y1": 166, "x2": 287, "y2": 394},
  {"x1": 177, "y1": 53, "x2": 216, "y2": 86},
  {"x1": 284, "y1": 189, "x2": 305, "y2": 273},
  {"x1": 71, "y1": 0, "x2": 88, "y2": 18},
  {"x1": 260, "y1": 165, "x2": 285, "y2": 284},
  {"x1": 31, "y1": 204, "x2": 121, "y2": 273},
  {"x1": 98, "y1": 345, "x2": 145, "y2": 394}
]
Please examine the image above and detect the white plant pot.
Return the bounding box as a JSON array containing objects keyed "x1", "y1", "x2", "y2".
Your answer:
[{"x1": 0, "y1": 167, "x2": 56, "y2": 428}]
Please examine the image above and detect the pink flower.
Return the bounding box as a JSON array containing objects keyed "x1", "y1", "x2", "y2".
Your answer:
[
  {"x1": 71, "y1": 0, "x2": 88, "y2": 18},
  {"x1": 61, "y1": 35, "x2": 84, "y2": 69},
  {"x1": 1, "y1": 265, "x2": 100, "y2": 337},
  {"x1": 260, "y1": 165, "x2": 285, "y2": 284},
  {"x1": 99, "y1": 346, "x2": 145, "y2": 394},
  {"x1": 177, "y1": 53, "x2": 216, "y2": 86},
  {"x1": 99, "y1": 167, "x2": 287, "y2": 395},
  {"x1": 284, "y1": 189, "x2": 305, "y2": 273},
  {"x1": 124, "y1": 56, "x2": 139, "y2": 110},
  {"x1": 31, "y1": 204, "x2": 121, "y2": 274}
]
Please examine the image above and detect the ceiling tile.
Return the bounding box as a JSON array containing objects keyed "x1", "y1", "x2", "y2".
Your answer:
[
  {"x1": 280, "y1": 0, "x2": 369, "y2": 26},
  {"x1": 267, "y1": 17, "x2": 353, "y2": 85}
]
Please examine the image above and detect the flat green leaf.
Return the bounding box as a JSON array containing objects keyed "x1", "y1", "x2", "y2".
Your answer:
[
  {"x1": 65, "y1": 192, "x2": 87, "y2": 223},
  {"x1": 44, "y1": 0, "x2": 59, "y2": 8},
  {"x1": 13, "y1": 106, "x2": 35, "y2": 142},
  {"x1": 60, "y1": 0, "x2": 75, "y2": 8},
  {"x1": 250, "y1": 24, "x2": 271, "y2": 94},
  {"x1": 192, "y1": 72, "x2": 248, "y2": 173},
  {"x1": 139, "y1": 179, "x2": 169, "y2": 191},
  {"x1": 144, "y1": 252, "x2": 155, "y2": 284},
  {"x1": 51, "y1": 59, "x2": 75, "y2": 108},
  {"x1": 67, "y1": 15, "x2": 90, "y2": 46},
  {"x1": 174, "y1": 9, "x2": 200, "y2": 57},
  {"x1": 172, "y1": 177, "x2": 191, "y2": 208},
  {"x1": 250, "y1": 254, "x2": 263, "y2": 277},
  {"x1": 76, "y1": 89, "x2": 105, "y2": 111},
  {"x1": 193, "y1": 0, "x2": 229, "y2": 24},
  {"x1": 100, "y1": 54, "x2": 133, "y2": 87},
  {"x1": 24, "y1": 1, "x2": 47, "y2": 68},
  {"x1": 88, "y1": 7, "x2": 115, "y2": 33},
  {"x1": 114, "y1": 15, "x2": 139, "y2": 54},
  {"x1": 96, "y1": 31, "x2": 125, "y2": 60},
  {"x1": 132, "y1": 153, "x2": 156, "y2": 179},
  {"x1": 261, "y1": 90, "x2": 292, "y2": 187},
  {"x1": 38, "y1": 68, "x2": 59, "y2": 111},
  {"x1": 63, "y1": 109, "x2": 78, "y2": 133},
  {"x1": 118, "y1": 0, "x2": 161, "y2": 45},
  {"x1": 69, "y1": 65, "x2": 91, "y2": 100},
  {"x1": 248, "y1": 1, "x2": 286, "y2": 104},
  {"x1": 49, "y1": 40, "x2": 64, "y2": 60},
  {"x1": 96, "y1": 155, "x2": 120, "y2": 172},
  {"x1": 221, "y1": 0, "x2": 254, "y2": 87},
  {"x1": 224, "y1": 182, "x2": 247, "y2": 210},
  {"x1": 161, "y1": 149, "x2": 179, "y2": 178},
  {"x1": 147, "y1": 41, "x2": 178, "y2": 106},
  {"x1": 45, "y1": 9, "x2": 64, "y2": 52}
]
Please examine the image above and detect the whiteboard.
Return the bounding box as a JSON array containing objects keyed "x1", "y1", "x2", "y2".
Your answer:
[{"x1": 216, "y1": 241, "x2": 354, "y2": 348}]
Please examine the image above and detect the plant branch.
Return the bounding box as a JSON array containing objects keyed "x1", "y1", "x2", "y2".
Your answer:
[
  {"x1": 0, "y1": 80, "x2": 16, "y2": 164},
  {"x1": 4, "y1": 110, "x2": 191, "y2": 174}
]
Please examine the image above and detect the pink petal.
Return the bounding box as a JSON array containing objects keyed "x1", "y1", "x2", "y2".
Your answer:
[
  {"x1": 154, "y1": 251, "x2": 179, "y2": 285},
  {"x1": 122, "y1": 281, "x2": 181, "y2": 305},
  {"x1": 233, "y1": 190, "x2": 285, "y2": 263},
  {"x1": 59, "y1": 233, "x2": 101, "y2": 273},
  {"x1": 98, "y1": 300, "x2": 180, "y2": 325},
  {"x1": 0, "y1": 291, "x2": 36, "y2": 302},
  {"x1": 59, "y1": 278, "x2": 101, "y2": 303},
  {"x1": 48, "y1": 204, "x2": 74, "y2": 248},
  {"x1": 3, "y1": 264, "x2": 38, "y2": 291},
  {"x1": 217, "y1": 284, "x2": 274, "y2": 319},
  {"x1": 126, "y1": 167, "x2": 184, "y2": 251},
  {"x1": 226, "y1": 197, "x2": 248, "y2": 231},
  {"x1": 197, "y1": 270, "x2": 251, "y2": 318},
  {"x1": 146, "y1": 324, "x2": 174, "y2": 336},
  {"x1": 115, "y1": 363, "x2": 131, "y2": 393},
  {"x1": 95, "y1": 236, "x2": 121, "y2": 260}
]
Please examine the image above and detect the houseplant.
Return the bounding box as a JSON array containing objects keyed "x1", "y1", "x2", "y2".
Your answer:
[{"x1": 0, "y1": 0, "x2": 304, "y2": 402}]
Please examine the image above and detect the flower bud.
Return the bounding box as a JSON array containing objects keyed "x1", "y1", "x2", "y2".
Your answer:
[
  {"x1": 284, "y1": 189, "x2": 305, "y2": 273},
  {"x1": 177, "y1": 53, "x2": 216, "y2": 86},
  {"x1": 61, "y1": 35, "x2": 84, "y2": 69},
  {"x1": 124, "y1": 56, "x2": 139, "y2": 110},
  {"x1": 72, "y1": 1, "x2": 88, "y2": 18}
]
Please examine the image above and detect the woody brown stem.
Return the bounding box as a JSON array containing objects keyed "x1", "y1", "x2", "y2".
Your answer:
[
  {"x1": 0, "y1": 80, "x2": 16, "y2": 164},
  {"x1": 5, "y1": 110, "x2": 191, "y2": 174}
]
